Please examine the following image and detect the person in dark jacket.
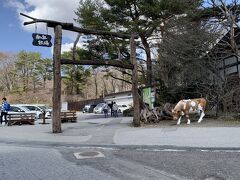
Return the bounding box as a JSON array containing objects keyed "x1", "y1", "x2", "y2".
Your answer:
[
  {"x1": 109, "y1": 101, "x2": 114, "y2": 117},
  {"x1": 0, "y1": 98, "x2": 9, "y2": 125}
]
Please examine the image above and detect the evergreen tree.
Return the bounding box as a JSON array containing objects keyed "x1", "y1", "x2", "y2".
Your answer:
[
  {"x1": 61, "y1": 49, "x2": 91, "y2": 95},
  {"x1": 75, "y1": 0, "x2": 203, "y2": 85},
  {"x1": 15, "y1": 51, "x2": 41, "y2": 92}
]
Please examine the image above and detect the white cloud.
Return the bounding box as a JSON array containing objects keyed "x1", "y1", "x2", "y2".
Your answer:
[
  {"x1": 50, "y1": 42, "x2": 87, "y2": 55},
  {"x1": 6, "y1": 0, "x2": 80, "y2": 41},
  {"x1": 61, "y1": 42, "x2": 86, "y2": 53}
]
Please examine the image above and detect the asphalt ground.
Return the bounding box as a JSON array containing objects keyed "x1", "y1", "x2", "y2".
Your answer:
[{"x1": 1, "y1": 113, "x2": 240, "y2": 179}]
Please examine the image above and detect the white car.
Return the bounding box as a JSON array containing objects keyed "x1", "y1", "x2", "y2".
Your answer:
[
  {"x1": 33, "y1": 104, "x2": 52, "y2": 118},
  {"x1": 118, "y1": 104, "x2": 130, "y2": 113},
  {"x1": 8, "y1": 105, "x2": 25, "y2": 113},
  {"x1": 9, "y1": 105, "x2": 40, "y2": 119},
  {"x1": 93, "y1": 103, "x2": 110, "y2": 114},
  {"x1": 93, "y1": 103, "x2": 105, "y2": 114},
  {"x1": 13, "y1": 104, "x2": 45, "y2": 119}
]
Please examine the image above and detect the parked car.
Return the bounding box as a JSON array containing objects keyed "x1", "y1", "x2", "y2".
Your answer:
[
  {"x1": 118, "y1": 104, "x2": 130, "y2": 113},
  {"x1": 83, "y1": 104, "x2": 97, "y2": 113},
  {"x1": 24, "y1": 104, "x2": 52, "y2": 119},
  {"x1": 89, "y1": 104, "x2": 97, "y2": 113},
  {"x1": 13, "y1": 104, "x2": 45, "y2": 119},
  {"x1": 93, "y1": 103, "x2": 110, "y2": 114},
  {"x1": 6, "y1": 105, "x2": 25, "y2": 114},
  {"x1": 9, "y1": 105, "x2": 40, "y2": 119},
  {"x1": 34, "y1": 104, "x2": 52, "y2": 118},
  {"x1": 83, "y1": 104, "x2": 90, "y2": 113}
]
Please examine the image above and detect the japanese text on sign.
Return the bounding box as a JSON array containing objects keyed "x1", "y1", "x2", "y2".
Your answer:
[{"x1": 32, "y1": 33, "x2": 52, "y2": 47}]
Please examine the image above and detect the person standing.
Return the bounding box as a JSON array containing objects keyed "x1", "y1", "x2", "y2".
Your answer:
[
  {"x1": 1, "y1": 98, "x2": 10, "y2": 125},
  {"x1": 103, "y1": 102, "x2": 109, "y2": 118},
  {"x1": 112, "y1": 102, "x2": 118, "y2": 118},
  {"x1": 110, "y1": 101, "x2": 114, "y2": 117}
]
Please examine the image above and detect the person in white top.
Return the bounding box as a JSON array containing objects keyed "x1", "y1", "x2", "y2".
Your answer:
[
  {"x1": 112, "y1": 102, "x2": 118, "y2": 118},
  {"x1": 103, "y1": 102, "x2": 109, "y2": 118}
]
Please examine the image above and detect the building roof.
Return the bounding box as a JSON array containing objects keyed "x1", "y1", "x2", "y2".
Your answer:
[
  {"x1": 209, "y1": 28, "x2": 240, "y2": 59},
  {"x1": 104, "y1": 90, "x2": 132, "y2": 97}
]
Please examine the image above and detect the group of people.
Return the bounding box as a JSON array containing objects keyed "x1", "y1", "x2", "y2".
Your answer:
[
  {"x1": 0, "y1": 98, "x2": 9, "y2": 125},
  {"x1": 103, "y1": 101, "x2": 119, "y2": 118}
]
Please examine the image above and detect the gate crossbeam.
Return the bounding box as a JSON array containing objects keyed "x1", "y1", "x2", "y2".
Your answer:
[
  {"x1": 20, "y1": 13, "x2": 138, "y2": 39},
  {"x1": 61, "y1": 59, "x2": 134, "y2": 70}
]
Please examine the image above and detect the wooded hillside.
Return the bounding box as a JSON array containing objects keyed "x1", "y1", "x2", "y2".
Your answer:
[{"x1": 0, "y1": 51, "x2": 131, "y2": 104}]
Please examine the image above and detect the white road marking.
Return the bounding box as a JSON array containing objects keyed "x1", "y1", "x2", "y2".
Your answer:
[
  {"x1": 136, "y1": 148, "x2": 186, "y2": 152},
  {"x1": 136, "y1": 148, "x2": 240, "y2": 153},
  {"x1": 67, "y1": 146, "x2": 240, "y2": 153}
]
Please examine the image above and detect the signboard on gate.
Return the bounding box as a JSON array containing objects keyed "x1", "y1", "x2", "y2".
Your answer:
[{"x1": 32, "y1": 33, "x2": 52, "y2": 47}]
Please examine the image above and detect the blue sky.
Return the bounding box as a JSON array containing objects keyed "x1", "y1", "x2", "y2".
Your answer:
[
  {"x1": 0, "y1": 0, "x2": 234, "y2": 59},
  {"x1": 0, "y1": 2, "x2": 52, "y2": 58},
  {"x1": 0, "y1": 0, "x2": 79, "y2": 58}
]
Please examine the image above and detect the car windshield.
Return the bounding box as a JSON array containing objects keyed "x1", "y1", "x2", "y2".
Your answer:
[
  {"x1": 23, "y1": 106, "x2": 41, "y2": 111},
  {"x1": 96, "y1": 103, "x2": 104, "y2": 108},
  {"x1": 15, "y1": 106, "x2": 30, "y2": 111},
  {"x1": 38, "y1": 106, "x2": 48, "y2": 110},
  {"x1": 11, "y1": 106, "x2": 25, "y2": 112}
]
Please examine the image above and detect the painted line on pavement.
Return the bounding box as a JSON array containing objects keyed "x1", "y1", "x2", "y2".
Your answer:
[
  {"x1": 136, "y1": 148, "x2": 240, "y2": 153},
  {"x1": 136, "y1": 148, "x2": 186, "y2": 152},
  {"x1": 200, "y1": 149, "x2": 240, "y2": 153}
]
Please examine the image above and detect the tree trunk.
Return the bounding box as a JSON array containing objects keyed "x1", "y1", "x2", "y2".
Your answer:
[
  {"x1": 140, "y1": 35, "x2": 152, "y2": 86},
  {"x1": 121, "y1": 72, "x2": 125, "y2": 91},
  {"x1": 103, "y1": 78, "x2": 108, "y2": 95},
  {"x1": 33, "y1": 77, "x2": 36, "y2": 93},
  {"x1": 131, "y1": 36, "x2": 140, "y2": 127},
  {"x1": 70, "y1": 71, "x2": 74, "y2": 94},
  {"x1": 43, "y1": 76, "x2": 46, "y2": 88},
  {"x1": 111, "y1": 79, "x2": 116, "y2": 93},
  {"x1": 94, "y1": 73, "x2": 98, "y2": 98},
  {"x1": 72, "y1": 33, "x2": 81, "y2": 61},
  {"x1": 52, "y1": 25, "x2": 62, "y2": 133}
]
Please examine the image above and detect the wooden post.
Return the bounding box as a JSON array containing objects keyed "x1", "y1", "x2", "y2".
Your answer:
[
  {"x1": 42, "y1": 111, "x2": 46, "y2": 124},
  {"x1": 130, "y1": 36, "x2": 140, "y2": 127},
  {"x1": 52, "y1": 25, "x2": 62, "y2": 133}
]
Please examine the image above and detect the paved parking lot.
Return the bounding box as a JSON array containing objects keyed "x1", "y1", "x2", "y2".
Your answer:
[{"x1": 0, "y1": 112, "x2": 240, "y2": 148}]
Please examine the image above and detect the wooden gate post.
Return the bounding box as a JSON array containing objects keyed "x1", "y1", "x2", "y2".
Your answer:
[
  {"x1": 52, "y1": 25, "x2": 62, "y2": 133},
  {"x1": 130, "y1": 36, "x2": 140, "y2": 127}
]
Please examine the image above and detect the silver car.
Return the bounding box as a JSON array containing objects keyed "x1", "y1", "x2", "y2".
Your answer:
[
  {"x1": 13, "y1": 104, "x2": 44, "y2": 119},
  {"x1": 93, "y1": 103, "x2": 110, "y2": 114},
  {"x1": 7, "y1": 105, "x2": 38, "y2": 120}
]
